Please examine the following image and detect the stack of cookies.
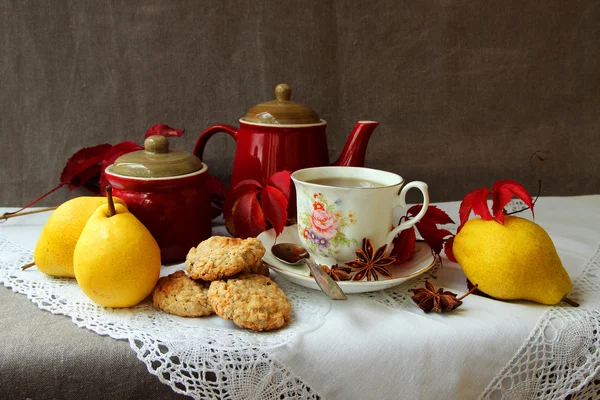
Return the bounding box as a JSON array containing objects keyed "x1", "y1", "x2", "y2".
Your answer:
[{"x1": 152, "y1": 236, "x2": 291, "y2": 331}]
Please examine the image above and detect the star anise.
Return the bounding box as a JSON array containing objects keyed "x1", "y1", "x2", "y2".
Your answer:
[
  {"x1": 411, "y1": 281, "x2": 477, "y2": 313},
  {"x1": 311, "y1": 264, "x2": 352, "y2": 281},
  {"x1": 345, "y1": 238, "x2": 396, "y2": 281}
]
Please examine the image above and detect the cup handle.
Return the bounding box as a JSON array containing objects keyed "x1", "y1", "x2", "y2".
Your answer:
[{"x1": 384, "y1": 181, "x2": 430, "y2": 249}]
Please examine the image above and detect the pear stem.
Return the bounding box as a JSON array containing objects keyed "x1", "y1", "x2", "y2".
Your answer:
[
  {"x1": 105, "y1": 186, "x2": 116, "y2": 217},
  {"x1": 1, "y1": 207, "x2": 58, "y2": 222},
  {"x1": 457, "y1": 284, "x2": 479, "y2": 301},
  {"x1": 562, "y1": 296, "x2": 579, "y2": 307},
  {"x1": 21, "y1": 262, "x2": 36, "y2": 270}
]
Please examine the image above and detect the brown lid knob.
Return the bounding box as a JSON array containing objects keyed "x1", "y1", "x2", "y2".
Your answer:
[
  {"x1": 144, "y1": 135, "x2": 170, "y2": 154},
  {"x1": 243, "y1": 83, "x2": 321, "y2": 125},
  {"x1": 111, "y1": 135, "x2": 202, "y2": 178},
  {"x1": 275, "y1": 83, "x2": 292, "y2": 101}
]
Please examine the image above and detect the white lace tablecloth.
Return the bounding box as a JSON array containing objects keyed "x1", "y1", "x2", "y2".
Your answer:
[{"x1": 1, "y1": 196, "x2": 599, "y2": 399}]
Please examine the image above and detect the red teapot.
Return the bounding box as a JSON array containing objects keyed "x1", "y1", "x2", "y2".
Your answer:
[{"x1": 193, "y1": 83, "x2": 378, "y2": 192}]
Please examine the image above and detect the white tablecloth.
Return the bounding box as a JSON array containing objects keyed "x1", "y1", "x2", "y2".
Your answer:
[{"x1": 1, "y1": 195, "x2": 599, "y2": 399}]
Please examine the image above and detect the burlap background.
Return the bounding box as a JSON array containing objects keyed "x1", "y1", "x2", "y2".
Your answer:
[{"x1": 1, "y1": 0, "x2": 599, "y2": 207}]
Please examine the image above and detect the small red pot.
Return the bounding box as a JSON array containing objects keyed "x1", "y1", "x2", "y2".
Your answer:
[{"x1": 105, "y1": 136, "x2": 212, "y2": 263}]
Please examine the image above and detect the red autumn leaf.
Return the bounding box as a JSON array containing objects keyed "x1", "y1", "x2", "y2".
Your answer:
[
  {"x1": 491, "y1": 180, "x2": 534, "y2": 224},
  {"x1": 144, "y1": 124, "x2": 184, "y2": 138},
  {"x1": 444, "y1": 237, "x2": 457, "y2": 262},
  {"x1": 224, "y1": 171, "x2": 292, "y2": 238},
  {"x1": 261, "y1": 185, "x2": 288, "y2": 236},
  {"x1": 59, "y1": 143, "x2": 112, "y2": 186},
  {"x1": 226, "y1": 179, "x2": 264, "y2": 221},
  {"x1": 68, "y1": 164, "x2": 102, "y2": 193},
  {"x1": 403, "y1": 205, "x2": 455, "y2": 256},
  {"x1": 416, "y1": 223, "x2": 454, "y2": 255},
  {"x1": 232, "y1": 189, "x2": 266, "y2": 238},
  {"x1": 458, "y1": 187, "x2": 492, "y2": 227},
  {"x1": 98, "y1": 141, "x2": 144, "y2": 191},
  {"x1": 267, "y1": 170, "x2": 291, "y2": 200},
  {"x1": 407, "y1": 204, "x2": 455, "y2": 225},
  {"x1": 390, "y1": 223, "x2": 416, "y2": 263},
  {"x1": 232, "y1": 178, "x2": 263, "y2": 193}
]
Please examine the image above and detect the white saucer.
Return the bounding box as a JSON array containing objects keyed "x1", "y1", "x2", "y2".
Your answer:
[{"x1": 257, "y1": 225, "x2": 436, "y2": 294}]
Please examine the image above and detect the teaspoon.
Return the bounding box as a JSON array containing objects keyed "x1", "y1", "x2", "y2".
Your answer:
[{"x1": 271, "y1": 243, "x2": 347, "y2": 300}]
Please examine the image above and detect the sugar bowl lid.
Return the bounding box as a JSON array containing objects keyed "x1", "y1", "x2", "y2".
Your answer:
[
  {"x1": 111, "y1": 135, "x2": 203, "y2": 178},
  {"x1": 243, "y1": 83, "x2": 321, "y2": 125}
]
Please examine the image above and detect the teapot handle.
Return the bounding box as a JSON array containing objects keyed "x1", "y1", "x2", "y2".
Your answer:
[{"x1": 193, "y1": 124, "x2": 239, "y2": 161}]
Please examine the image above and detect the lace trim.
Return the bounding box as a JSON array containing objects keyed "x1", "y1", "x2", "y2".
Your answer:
[
  {"x1": 480, "y1": 243, "x2": 600, "y2": 400},
  {"x1": 3, "y1": 225, "x2": 599, "y2": 399},
  {"x1": 357, "y1": 198, "x2": 600, "y2": 399},
  {"x1": 0, "y1": 235, "x2": 328, "y2": 399}
]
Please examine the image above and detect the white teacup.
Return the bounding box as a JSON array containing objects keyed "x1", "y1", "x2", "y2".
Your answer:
[{"x1": 291, "y1": 166, "x2": 430, "y2": 265}]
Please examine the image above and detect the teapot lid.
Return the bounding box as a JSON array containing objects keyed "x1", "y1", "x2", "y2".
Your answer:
[
  {"x1": 111, "y1": 135, "x2": 203, "y2": 178},
  {"x1": 243, "y1": 83, "x2": 321, "y2": 125}
]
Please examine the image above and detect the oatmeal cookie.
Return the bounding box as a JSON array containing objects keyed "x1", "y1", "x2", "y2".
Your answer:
[
  {"x1": 208, "y1": 273, "x2": 291, "y2": 331},
  {"x1": 152, "y1": 270, "x2": 214, "y2": 317},
  {"x1": 185, "y1": 236, "x2": 265, "y2": 281}
]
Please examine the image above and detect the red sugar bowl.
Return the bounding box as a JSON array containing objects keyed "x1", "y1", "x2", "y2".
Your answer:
[{"x1": 105, "y1": 135, "x2": 212, "y2": 263}]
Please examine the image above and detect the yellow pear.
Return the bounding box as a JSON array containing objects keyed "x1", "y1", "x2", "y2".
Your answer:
[
  {"x1": 33, "y1": 196, "x2": 126, "y2": 278},
  {"x1": 453, "y1": 216, "x2": 571, "y2": 305},
  {"x1": 73, "y1": 195, "x2": 161, "y2": 308}
]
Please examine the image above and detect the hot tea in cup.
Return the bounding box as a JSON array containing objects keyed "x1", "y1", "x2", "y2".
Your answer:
[{"x1": 292, "y1": 166, "x2": 430, "y2": 265}]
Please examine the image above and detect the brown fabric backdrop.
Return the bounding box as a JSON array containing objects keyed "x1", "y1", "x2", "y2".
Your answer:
[{"x1": 1, "y1": 0, "x2": 599, "y2": 207}]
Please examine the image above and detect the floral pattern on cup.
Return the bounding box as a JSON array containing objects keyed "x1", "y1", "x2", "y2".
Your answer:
[{"x1": 298, "y1": 192, "x2": 358, "y2": 258}]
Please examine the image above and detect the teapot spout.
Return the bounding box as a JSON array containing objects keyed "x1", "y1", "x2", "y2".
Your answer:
[{"x1": 332, "y1": 121, "x2": 379, "y2": 167}]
